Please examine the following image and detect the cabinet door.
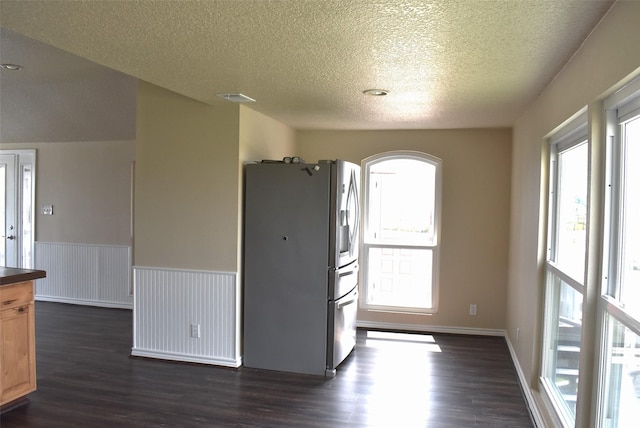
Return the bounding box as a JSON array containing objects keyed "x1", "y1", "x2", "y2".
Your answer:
[{"x1": 0, "y1": 303, "x2": 36, "y2": 405}]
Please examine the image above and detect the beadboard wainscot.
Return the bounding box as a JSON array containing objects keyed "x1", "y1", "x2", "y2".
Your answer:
[
  {"x1": 34, "y1": 242, "x2": 132, "y2": 309},
  {"x1": 132, "y1": 266, "x2": 241, "y2": 367}
]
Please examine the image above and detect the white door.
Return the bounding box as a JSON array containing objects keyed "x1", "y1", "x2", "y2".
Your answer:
[
  {"x1": 1, "y1": 153, "x2": 18, "y2": 267},
  {"x1": 0, "y1": 150, "x2": 35, "y2": 269}
]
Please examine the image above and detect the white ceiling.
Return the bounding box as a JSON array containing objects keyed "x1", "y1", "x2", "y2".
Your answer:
[{"x1": 0, "y1": 0, "x2": 615, "y2": 136}]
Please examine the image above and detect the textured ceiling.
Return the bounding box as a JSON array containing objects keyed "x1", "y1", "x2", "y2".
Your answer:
[{"x1": 0, "y1": 0, "x2": 615, "y2": 131}]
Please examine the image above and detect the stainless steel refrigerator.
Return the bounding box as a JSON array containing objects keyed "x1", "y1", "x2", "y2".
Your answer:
[{"x1": 243, "y1": 159, "x2": 360, "y2": 377}]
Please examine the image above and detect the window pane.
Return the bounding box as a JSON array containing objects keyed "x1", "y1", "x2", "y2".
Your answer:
[
  {"x1": 601, "y1": 315, "x2": 640, "y2": 428},
  {"x1": 556, "y1": 143, "x2": 588, "y2": 282},
  {"x1": 366, "y1": 247, "x2": 433, "y2": 309},
  {"x1": 368, "y1": 159, "x2": 436, "y2": 246},
  {"x1": 620, "y1": 117, "x2": 640, "y2": 318},
  {"x1": 544, "y1": 272, "x2": 583, "y2": 418}
]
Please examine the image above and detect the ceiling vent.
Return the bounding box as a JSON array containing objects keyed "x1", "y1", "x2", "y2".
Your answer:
[
  {"x1": 216, "y1": 93, "x2": 256, "y2": 103},
  {"x1": 362, "y1": 89, "x2": 389, "y2": 96},
  {"x1": 0, "y1": 63, "x2": 23, "y2": 71}
]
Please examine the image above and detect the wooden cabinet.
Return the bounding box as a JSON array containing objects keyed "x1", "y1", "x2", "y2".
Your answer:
[{"x1": 0, "y1": 280, "x2": 36, "y2": 407}]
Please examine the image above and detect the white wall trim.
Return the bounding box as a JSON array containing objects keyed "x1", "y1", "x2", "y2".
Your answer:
[
  {"x1": 36, "y1": 241, "x2": 131, "y2": 248},
  {"x1": 505, "y1": 336, "x2": 547, "y2": 428},
  {"x1": 35, "y1": 296, "x2": 132, "y2": 310},
  {"x1": 356, "y1": 320, "x2": 506, "y2": 337},
  {"x1": 132, "y1": 266, "x2": 241, "y2": 368},
  {"x1": 34, "y1": 242, "x2": 132, "y2": 309},
  {"x1": 131, "y1": 348, "x2": 241, "y2": 368},
  {"x1": 132, "y1": 265, "x2": 236, "y2": 275}
]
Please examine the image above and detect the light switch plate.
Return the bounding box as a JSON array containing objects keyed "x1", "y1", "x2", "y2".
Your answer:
[{"x1": 41, "y1": 205, "x2": 53, "y2": 215}]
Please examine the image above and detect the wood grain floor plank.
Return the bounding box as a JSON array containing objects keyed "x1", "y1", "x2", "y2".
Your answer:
[{"x1": 1, "y1": 302, "x2": 533, "y2": 427}]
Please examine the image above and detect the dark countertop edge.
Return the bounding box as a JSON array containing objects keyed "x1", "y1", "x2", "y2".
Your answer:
[{"x1": 0, "y1": 268, "x2": 47, "y2": 286}]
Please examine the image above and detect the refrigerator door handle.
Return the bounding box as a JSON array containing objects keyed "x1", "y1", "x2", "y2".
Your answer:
[
  {"x1": 337, "y1": 291, "x2": 358, "y2": 309},
  {"x1": 338, "y1": 264, "x2": 358, "y2": 277},
  {"x1": 346, "y1": 169, "x2": 360, "y2": 257}
]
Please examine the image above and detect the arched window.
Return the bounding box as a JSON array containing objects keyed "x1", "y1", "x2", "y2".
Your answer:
[{"x1": 361, "y1": 151, "x2": 442, "y2": 313}]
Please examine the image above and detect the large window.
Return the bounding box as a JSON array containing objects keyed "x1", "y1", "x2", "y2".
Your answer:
[
  {"x1": 598, "y1": 90, "x2": 640, "y2": 428},
  {"x1": 541, "y1": 115, "x2": 588, "y2": 426},
  {"x1": 361, "y1": 151, "x2": 441, "y2": 314}
]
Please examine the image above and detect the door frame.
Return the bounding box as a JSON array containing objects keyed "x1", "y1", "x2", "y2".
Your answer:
[{"x1": 0, "y1": 149, "x2": 36, "y2": 268}]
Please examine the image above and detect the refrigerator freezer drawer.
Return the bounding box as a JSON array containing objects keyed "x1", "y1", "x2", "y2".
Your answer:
[
  {"x1": 332, "y1": 262, "x2": 358, "y2": 301},
  {"x1": 327, "y1": 287, "x2": 358, "y2": 375}
]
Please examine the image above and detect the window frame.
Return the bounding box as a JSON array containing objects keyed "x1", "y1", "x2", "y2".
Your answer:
[
  {"x1": 594, "y1": 85, "x2": 640, "y2": 427},
  {"x1": 360, "y1": 150, "x2": 442, "y2": 314},
  {"x1": 540, "y1": 112, "x2": 589, "y2": 428}
]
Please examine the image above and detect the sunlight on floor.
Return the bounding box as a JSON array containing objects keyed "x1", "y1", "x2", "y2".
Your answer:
[
  {"x1": 362, "y1": 330, "x2": 438, "y2": 426},
  {"x1": 365, "y1": 330, "x2": 442, "y2": 353}
]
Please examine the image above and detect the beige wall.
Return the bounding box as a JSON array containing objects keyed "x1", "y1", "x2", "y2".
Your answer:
[
  {"x1": 508, "y1": 1, "x2": 640, "y2": 425},
  {"x1": 134, "y1": 81, "x2": 241, "y2": 271},
  {"x1": 3, "y1": 86, "x2": 297, "y2": 274},
  {"x1": 1, "y1": 141, "x2": 135, "y2": 246},
  {"x1": 239, "y1": 105, "x2": 296, "y2": 164},
  {"x1": 297, "y1": 128, "x2": 512, "y2": 330},
  {"x1": 5, "y1": 3, "x2": 639, "y2": 422},
  {"x1": 238, "y1": 105, "x2": 296, "y2": 272}
]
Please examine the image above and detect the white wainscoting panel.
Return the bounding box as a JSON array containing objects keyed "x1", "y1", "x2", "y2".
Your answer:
[
  {"x1": 34, "y1": 242, "x2": 132, "y2": 308},
  {"x1": 132, "y1": 266, "x2": 241, "y2": 368}
]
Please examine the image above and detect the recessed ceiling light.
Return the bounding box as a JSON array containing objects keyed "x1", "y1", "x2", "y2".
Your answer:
[
  {"x1": 216, "y1": 93, "x2": 256, "y2": 103},
  {"x1": 363, "y1": 89, "x2": 389, "y2": 96},
  {"x1": 1, "y1": 63, "x2": 23, "y2": 71}
]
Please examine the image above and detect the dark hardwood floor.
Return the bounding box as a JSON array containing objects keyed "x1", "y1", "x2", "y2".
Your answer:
[{"x1": 1, "y1": 302, "x2": 533, "y2": 427}]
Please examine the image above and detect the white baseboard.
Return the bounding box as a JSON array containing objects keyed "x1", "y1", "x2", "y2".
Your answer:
[
  {"x1": 505, "y1": 335, "x2": 546, "y2": 428},
  {"x1": 35, "y1": 295, "x2": 133, "y2": 310},
  {"x1": 356, "y1": 319, "x2": 506, "y2": 337},
  {"x1": 131, "y1": 348, "x2": 242, "y2": 368}
]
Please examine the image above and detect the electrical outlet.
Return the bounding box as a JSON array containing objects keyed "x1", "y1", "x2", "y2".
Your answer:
[
  {"x1": 190, "y1": 323, "x2": 200, "y2": 338},
  {"x1": 517, "y1": 327, "x2": 520, "y2": 342},
  {"x1": 469, "y1": 304, "x2": 477, "y2": 316}
]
